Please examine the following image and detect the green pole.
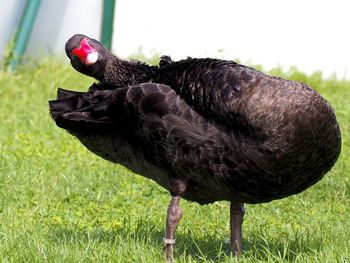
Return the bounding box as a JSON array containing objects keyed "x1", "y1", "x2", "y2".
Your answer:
[
  {"x1": 10, "y1": 0, "x2": 41, "y2": 70},
  {"x1": 101, "y1": 0, "x2": 116, "y2": 50}
]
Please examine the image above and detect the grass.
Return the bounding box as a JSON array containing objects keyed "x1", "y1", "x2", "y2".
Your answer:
[{"x1": 0, "y1": 57, "x2": 350, "y2": 262}]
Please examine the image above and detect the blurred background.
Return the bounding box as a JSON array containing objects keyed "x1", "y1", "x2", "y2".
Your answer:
[{"x1": 1, "y1": 0, "x2": 349, "y2": 78}]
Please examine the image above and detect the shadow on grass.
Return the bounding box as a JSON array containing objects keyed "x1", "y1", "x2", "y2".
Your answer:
[{"x1": 48, "y1": 221, "x2": 321, "y2": 262}]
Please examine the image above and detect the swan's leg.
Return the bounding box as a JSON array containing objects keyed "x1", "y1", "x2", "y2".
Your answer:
[
  {"x1": 164, "y1": 196, "x2": 183, "y2": 262},
  {"x1": 230, "y1": 202, "x2": 245, "y2": 256}
]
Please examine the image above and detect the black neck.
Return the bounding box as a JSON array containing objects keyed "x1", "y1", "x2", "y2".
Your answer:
[{"x1": 101, "y1": 57, "x2": 158, "y2": 86}]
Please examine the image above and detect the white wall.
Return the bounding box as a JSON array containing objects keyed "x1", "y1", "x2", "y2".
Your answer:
[{"x1": 113, "y1": 0, "x2": 350, "y2": 78}]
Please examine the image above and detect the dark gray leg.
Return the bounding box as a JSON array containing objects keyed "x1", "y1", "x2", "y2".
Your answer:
[
  {"x1": 164, "y1": 196, "x2": 183, "y2": 262},
  {"x1": 230, "y1": 202, "x2": 244, "y2": 256}
]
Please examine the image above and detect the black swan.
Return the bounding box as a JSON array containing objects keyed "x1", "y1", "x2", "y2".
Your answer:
[{"x1": 50, "y1": 34, "x2": 341, "y2": 260}]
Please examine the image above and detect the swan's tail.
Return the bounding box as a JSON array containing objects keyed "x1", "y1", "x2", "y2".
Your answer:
[{"x1": 49, "y1": 86, "x2": 118, "y2": 134}]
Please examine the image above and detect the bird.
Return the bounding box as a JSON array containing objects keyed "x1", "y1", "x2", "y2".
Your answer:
[{"x1": 51, "y1": 34, "x2": 342, "y2": 261}]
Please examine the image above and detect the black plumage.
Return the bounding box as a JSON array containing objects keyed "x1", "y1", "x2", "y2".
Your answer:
[{"x1": 51, "y1": 34, "x2": 342, "y2": 259}]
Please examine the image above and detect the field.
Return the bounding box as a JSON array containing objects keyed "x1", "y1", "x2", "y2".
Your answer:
[{"x1": 0, "y1": 58, "x2": 349, "y2": 262}]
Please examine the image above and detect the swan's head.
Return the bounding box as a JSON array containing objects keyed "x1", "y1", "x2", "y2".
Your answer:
[{"x1": 65, "y1": 34, "x2": 108, "y2": 78}]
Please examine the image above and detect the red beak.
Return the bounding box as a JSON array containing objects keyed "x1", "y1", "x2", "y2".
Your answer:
[{"x1": 71, "y1": 38, "x2": 95, "y2": 59}]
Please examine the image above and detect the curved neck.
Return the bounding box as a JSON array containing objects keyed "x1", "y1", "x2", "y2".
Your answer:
[{"x1": 101, "y1": 57, "x2": 158, "y2": 86}]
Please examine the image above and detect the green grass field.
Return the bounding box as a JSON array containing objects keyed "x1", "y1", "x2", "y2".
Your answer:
[{"x1": 0, "y1": 58, "x2": 349, "y2": 262}]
